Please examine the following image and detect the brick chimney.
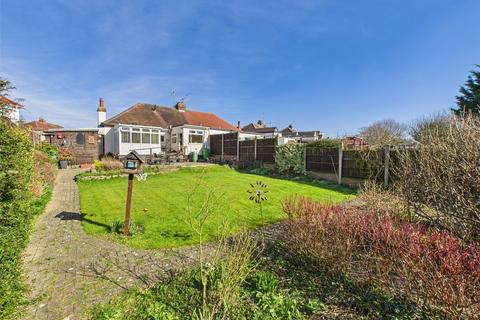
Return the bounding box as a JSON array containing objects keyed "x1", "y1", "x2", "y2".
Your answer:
[
  {"x1": 97, "y1": 98, "x2": 106, "y2": 126},
  {"x1": 175, "y1": 100, "x2": 186, "y2": 112}
]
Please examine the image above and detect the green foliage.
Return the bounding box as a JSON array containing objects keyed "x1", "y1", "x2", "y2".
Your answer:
[
  {"x1": 110, "y1": 220, "x2": 145, "y2": 236},
  {"x1": 307, "y1": 138, "x2": 341, "y2": 148},
  {"x1": 35, "y1": 141, "x2": 59, "y2": 159},
  {"x1": 0, "y1": 117, "x2": 53, "y2": 319},
  {"x1": 90, "y1": 266, "x2": 311, "y2": 320},
  {"x1": 452, "y1": 64, "x2": 480, "y2": 116},
  {"x1": 275, "y1": 144, "x2": 306, "y2": 175}
]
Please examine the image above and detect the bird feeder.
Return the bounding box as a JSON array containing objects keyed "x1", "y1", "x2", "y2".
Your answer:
[
  {"x1": 122, "y1": 151, "x2": 145, "y2": 236},
  {"x1": 123, "y1": 151, "x2": 144, "y2": 174}
]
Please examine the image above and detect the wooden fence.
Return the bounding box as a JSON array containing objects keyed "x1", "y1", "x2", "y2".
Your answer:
[
  {"x1": 305, "y1": 145, "x2": 395, "y2": 186},
  {"x1": 209, "y1": 133, "x2": 276, "y2": 165},
  {"x1": 209, "y1": 133, "x2": 397, "y2": 185}
]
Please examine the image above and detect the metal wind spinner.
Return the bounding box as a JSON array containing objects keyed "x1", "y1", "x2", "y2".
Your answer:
[{"x1": 247, "y1": 180, "x2": 269, "y2": 204}]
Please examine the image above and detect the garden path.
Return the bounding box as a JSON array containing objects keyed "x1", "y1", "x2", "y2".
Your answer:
[{"x1": 22, "y1": 169, "x2": 209, "y2": 320}]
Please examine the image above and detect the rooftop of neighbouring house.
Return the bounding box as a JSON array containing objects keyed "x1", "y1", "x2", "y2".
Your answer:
[
  {"x1": 0, "y1": 95, "x2": 22, "y2": 108},
  {"x1": 102, "y1": 100, "x2": 239, "y2": 131},
  {"x1": 242, "y1": 120, "x2": 278, "y2": 133},
  {"x1": 24, "y1": 117, "x2": 62, "y2": 131}
]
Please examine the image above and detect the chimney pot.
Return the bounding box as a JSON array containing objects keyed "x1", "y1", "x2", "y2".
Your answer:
[
  {"x1": 97, "y1": 97, "x2": 106, "y2": 112},
  {"x1": 237, "y1": 121, "x2": 241, "y2": 129},
  {"x1": 175, "y1": 100, "x2": 186, "y2": 112}
]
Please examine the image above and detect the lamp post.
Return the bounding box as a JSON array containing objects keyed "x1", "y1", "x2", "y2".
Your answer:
[{"x1": 122, "y1": 151, "x2": 144, "y2": 236}]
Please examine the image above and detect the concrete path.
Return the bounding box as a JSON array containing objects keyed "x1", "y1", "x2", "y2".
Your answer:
[{"x1": 22, "y1": 169, "x2": 204, "y2": 320}]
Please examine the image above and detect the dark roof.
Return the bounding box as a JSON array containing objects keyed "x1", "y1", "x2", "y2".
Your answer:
[
  {"x1": 24, "y1": 118, "x2": 62, "y2": 131},
  {"x1": 103, "y1": 103, "x2": 238, "y2": 131}
]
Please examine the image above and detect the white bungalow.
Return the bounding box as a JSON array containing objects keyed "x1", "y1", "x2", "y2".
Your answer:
[{"x1": 97, "y1": 99, "x2": 240, "y2": 157}]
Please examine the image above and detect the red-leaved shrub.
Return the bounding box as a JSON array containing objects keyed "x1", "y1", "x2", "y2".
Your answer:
[{"x1": 283, "y1": 195, "x2": 480, "y2": 319}]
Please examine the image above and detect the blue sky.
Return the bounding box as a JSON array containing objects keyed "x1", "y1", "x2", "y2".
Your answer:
[{"x1": 1, "y1": 0, "x2": 479, "y2": 136}]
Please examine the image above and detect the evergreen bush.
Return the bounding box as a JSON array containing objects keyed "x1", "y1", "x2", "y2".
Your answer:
[{"x1": 275, "y1": 144, "x2": 305, "y2": 175}]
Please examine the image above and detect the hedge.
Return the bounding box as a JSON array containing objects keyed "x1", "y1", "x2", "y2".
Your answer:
[{"x1": 0, "y1": 119, "x2": 53, "y2": 319}]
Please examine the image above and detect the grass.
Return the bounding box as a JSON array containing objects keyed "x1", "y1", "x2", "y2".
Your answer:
[{"x1": 77, "y1": 165, "x2": 354, "y2": 249}]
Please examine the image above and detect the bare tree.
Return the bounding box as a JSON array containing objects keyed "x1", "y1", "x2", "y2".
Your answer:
[
  {"x1": 410, "y1": 112, "x2": 450, "y2": 143},
  {"x1": 359, "y1": 119, "x2": 407, "y2": 148}
]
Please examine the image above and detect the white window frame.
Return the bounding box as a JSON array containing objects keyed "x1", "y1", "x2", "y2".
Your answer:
[{"x1": 188, "y1": 130, "x2": 204, "y2": 144}]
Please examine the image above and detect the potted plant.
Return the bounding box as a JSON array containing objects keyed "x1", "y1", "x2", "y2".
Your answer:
[{"x1": 58, "y1": 148, "x2": 73, "y2": 169}]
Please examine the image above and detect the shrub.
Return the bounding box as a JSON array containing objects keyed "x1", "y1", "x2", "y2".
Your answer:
[
  {"x1": 31, "y1": 150, "x2": 57, "y2": 197},
  {"x1": 282, "y1": 196, "x2": 480, "y2": 318},
  {"x1": 0, "y1": 118, "x2": 34, "y2": 319},
  {"x1": 35, "y1": 141, "x2": 59, "y2": 158},
  {"x1": 97, "y1": 156, "x2": 123, "y2": 171},
  {"x1": 275, "y1": 144, "x2": 305, "y2": 175},
  {"x1": 396, "y1": 114, "x2": 480, "y2": 242}
]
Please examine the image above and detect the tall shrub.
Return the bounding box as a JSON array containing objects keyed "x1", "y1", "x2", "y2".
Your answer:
[
  {"x1": 396, "y1": 114, "x2": 480, "y2": 242},
  {"x1": 0, "y1": 118, "x2": 34, "y2": 319},
  {"x1": 275, "y1": 144, "x2": 305, "y2": 175}
]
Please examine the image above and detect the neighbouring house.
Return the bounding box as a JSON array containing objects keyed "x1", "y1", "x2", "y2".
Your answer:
[
  {"x1": 24, "y1": 117, "x2": 63, "y2": 145},
  {"x1": 44, "y1": 128, "x2": 100, "y2": 164},
  {"x1": 242, "y1": 120, "x2": 279, "y2": 137},
  {"x1": 280, "y1": 124, "x2": 323, "y2": 143},
  {"x1": 0, "y1": 95, "x2": 22, "y2": 125},
  {"x1": 342, "y1": 136, "x2": 368, "y2": 150},
  {"x1": 97, "y1": 98, "x2": 239, "y2": 157}
]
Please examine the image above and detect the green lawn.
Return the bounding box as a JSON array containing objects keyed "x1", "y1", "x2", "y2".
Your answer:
[{"x1": 78, "y1": 166, "x2": 354, "y2": 249}]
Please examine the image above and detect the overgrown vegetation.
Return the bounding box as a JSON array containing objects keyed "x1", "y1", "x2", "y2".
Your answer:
[
  {"x1": 94, "y1": 155, "x2": 123, "y2": 171},
  {"x1": 283, "y1": 197, "x2": 479, "y2": 319},
  {"x1": 396, "y1": 114, "x2": 480, "y2": 242},
  {"x1": 0, "y1": 79, "x2": 56, "y2": 320}
]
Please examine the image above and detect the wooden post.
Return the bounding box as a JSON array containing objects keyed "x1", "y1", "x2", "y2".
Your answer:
[
  {"x1": 124, "y1": 173, "x2": 134, "y2": 236},
  {"x1": 221, "y1": 134, "x2": 224, "y2": 161},
  {"x1": 338, "y1": 143, "x2": 343, "y2": 184},
  {"x1": 304, "y1": 144, "x2": 307, "y2": 171},
  {"x1": 384, "y1": 145, "x2": 390, "y2": 187},
  {"x1": 254, "y1": 137, "x2": 258, "y2": 161},
  {"x1": 236, "y1": 133, "x2": 240, "y2": 163}
]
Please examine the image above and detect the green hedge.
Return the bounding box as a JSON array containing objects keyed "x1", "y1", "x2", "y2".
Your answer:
[
  {"x1": 275, "y1": 144, "x2": 306, "y2": 175},
  {"x1": 0, "y1": 119, "x2": 51, "y2": 319}
]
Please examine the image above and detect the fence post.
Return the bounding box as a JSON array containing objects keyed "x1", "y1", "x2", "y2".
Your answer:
[
  {"x1": 254, "y1": 137, "x2": 257, "y2": 161},
  {"x1": 236, "y1": 132, "x2": 240, "y2": 164},
  {"x1": 221, "y1": 134, "x2": 224, "y2": 161},
  {"x1": 384, "y1": 145, "x2": 390, "y2": 187},
  {"x1": 304, "y1": 144, "x2": 307, "y2": 172},
  {"x1": 338, "y1": 143, "x2": 343, "y2": 184}
]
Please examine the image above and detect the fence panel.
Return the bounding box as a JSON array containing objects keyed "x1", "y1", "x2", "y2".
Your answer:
[
  {"x1": 238, "y1": 140, "x2": 255, "y2": 164},
  {"x1": 210, "y1": 134, "x2": 223, "y2": 155},
  {"x1": 306, "y1": 147, "x2": 338, "y2": 173},
  {"x1": 257, "y1": 138, "x2": 276, "y2": 164}
]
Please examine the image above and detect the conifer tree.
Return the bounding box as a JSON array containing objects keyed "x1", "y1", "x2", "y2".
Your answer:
[{"x1": 452, "y1": 65, "x2": 480, "y2": 116}]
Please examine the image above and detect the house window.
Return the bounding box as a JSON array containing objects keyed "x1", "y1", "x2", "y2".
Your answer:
[
  {"x1": 172, "y1": 134, "x2": 177, "y2": 144},
  {"x1": 151, "y1": 133, "x2": 159, "y2": 144},
  {"x1": 132, "y1": 128, "x2": 141, "y2": 143},
  {"x1": 189, "y1": 130, "x2": 203, "y2": 143},
  {"x1": 142, "y1": 129, "x2": 151, "y2": 144},
  {"x1": 121, "y1": 127, "x2": 131, "y2": 143},
  {"x1": 76, "y1": 133, "x2": 85, "y2": 145},
  {"x1": 160, "y1": 135, "x2": 165, "y2": 143}
]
